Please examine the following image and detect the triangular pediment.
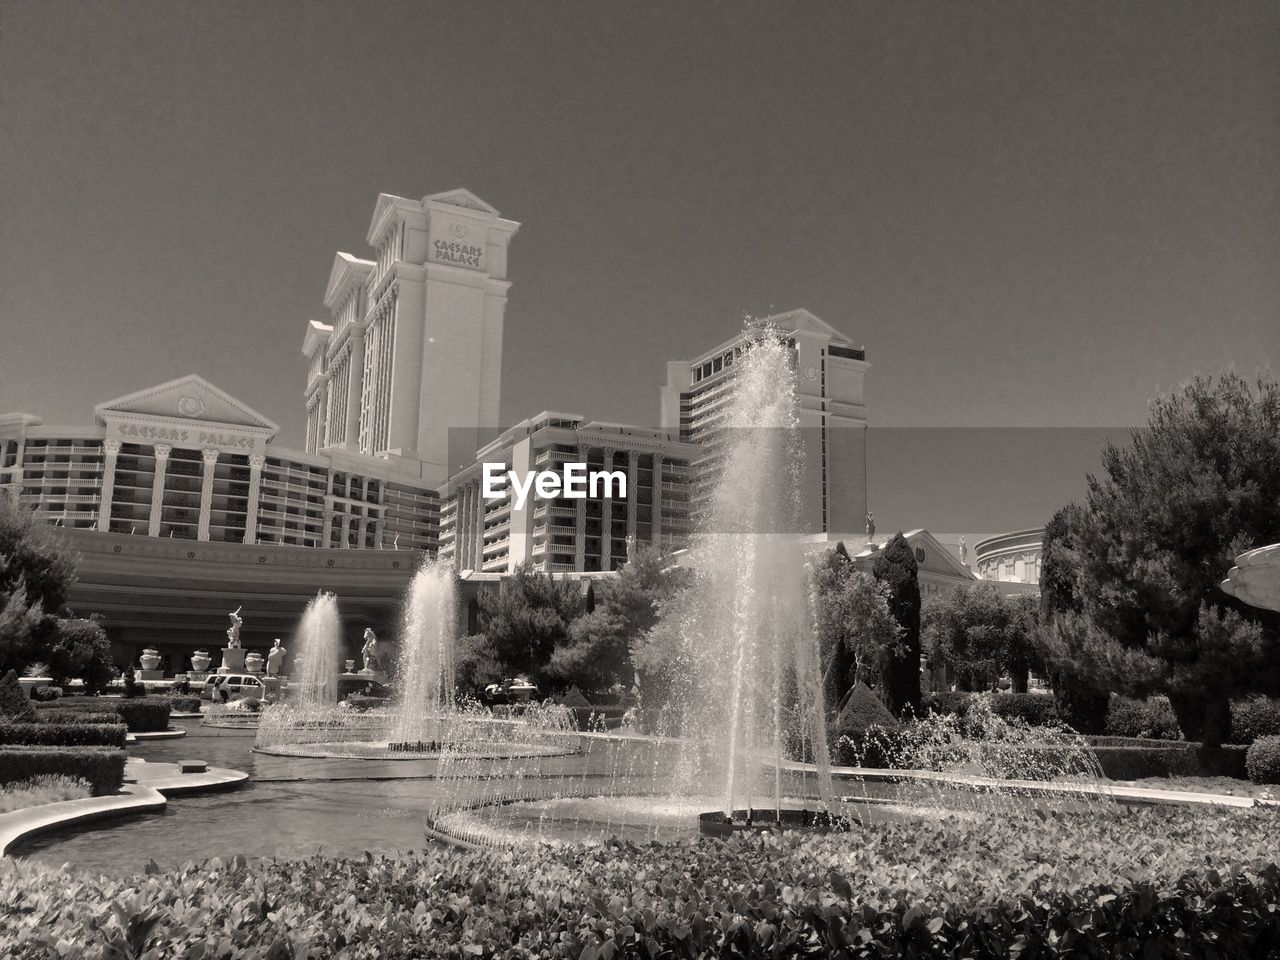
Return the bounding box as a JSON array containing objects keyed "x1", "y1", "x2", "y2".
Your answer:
[
  {"x1": 423, "y1": 188, "x2": 500, "y2": 216},
  {"x1": 95, "y1": 375, "x2": 279, "y2": 436},
  {"x1": 323, "y1": 252, "x2": 374, "y2": 309},
  {"x1": 901, "y1": 529, "x2": 977, "y2": 580},
  {"x1": 763, "y1": 308, "x2": 856, "y2": 347}
]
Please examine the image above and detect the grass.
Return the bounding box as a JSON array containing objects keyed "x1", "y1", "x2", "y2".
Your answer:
[{"x1": 0, "y1": 775, "x2": 91, "y2": 815}]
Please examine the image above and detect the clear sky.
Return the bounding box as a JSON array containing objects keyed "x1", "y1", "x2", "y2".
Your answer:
[{"x1": 1, "y1": 1, "x2": 1276, "y2": 532}]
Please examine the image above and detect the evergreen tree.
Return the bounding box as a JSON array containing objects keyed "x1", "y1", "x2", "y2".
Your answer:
[
  {"x1": 873, "y1": 532, "x2": 922, "y2": 717},
  {"x1": 476, "y1": 563, "x2": 581, "y2": 685},
  {"x1": 810, "y1": 545, "x2": 899, "y2": 714}
]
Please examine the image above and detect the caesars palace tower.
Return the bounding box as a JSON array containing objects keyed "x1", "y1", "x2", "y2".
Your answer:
[{"x1": 302, "y1": 189, "x2": 520, "y2": 490}]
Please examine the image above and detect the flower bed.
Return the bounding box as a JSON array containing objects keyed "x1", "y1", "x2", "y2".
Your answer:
[
  {"x1": 0, "y1": 721, "x2": 127, "y2": 749},
  {"x1": 0, "y1": 775, "x2": 90, "y2": 815},
  {"x1": 0, "y1": 746, "x2": 125, "y2": 796},
  {"x1": 4, "y1": 807, "x2": 1280, "y2": 957}
]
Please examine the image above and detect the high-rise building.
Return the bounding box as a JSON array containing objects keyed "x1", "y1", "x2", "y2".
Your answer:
[
  {"x1": 302, "y1": 189, "x2": 520, "y2": 488},
  {"x1": 660, "y1": 308, "x2": 870, "y2": 535},
  {"x1": 438, "y1": 412, "x2": 697, "y2": 575}
]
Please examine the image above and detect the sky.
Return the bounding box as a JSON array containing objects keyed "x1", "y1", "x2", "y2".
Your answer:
[{"x1": 1, "y1": 1, "x2": 1276, "y2": 533}]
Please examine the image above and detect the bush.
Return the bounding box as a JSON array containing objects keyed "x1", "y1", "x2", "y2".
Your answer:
[
  {"x1": 34, "y1": 695, "x2": 170, "y2": 732},
  {"x1": 6, "y1": 806, "x2": 1280, "y2": 958},
  {"x1": 35, "y1": 709, "x2": 120, "y2": 726},
  {"x1": 0, "y1": 745, "x2": 125, "y2": 795},
  {"x1": 0, "y1": 774, "x2": 91, "y2": 814},
  {"x1": 29, "y1": 685, "x2": 62, "y2": 702},
  {"x1": 1232, "y1": 698, "x2": 1280, "y2": 745},
  {"x1": 0, "y1": 669, "x2": 36, "y2": 722},
  {"x1": 0, "y1": 722, "x2": 126, "y2": 748},
  {"x1": 165, "y1": 694, "x2": 203, "y2": 713},
  {"x1": 830, "y1": 683, "x2": 903, "y2": 767},
  {"x1": 1095, "y1": 743, "x2": 1248, "y2": 780},
  {"x1": 921, "y1": 691, "x2": 973, "y2": 718},
  {"x1": 1246, "y1": 735, "x2": 1280, "y2": 784},
  {"x1": 1105, "y1": 695, "x2": 1182, "y2": 740},
  {"x1": 989, "y1": 692, "x2": 1057, "y2": 726}
]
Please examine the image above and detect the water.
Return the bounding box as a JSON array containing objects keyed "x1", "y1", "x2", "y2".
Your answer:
[
  {"x1": 293, "y1": 592, "x2": 341, "y2": 709},
  {"x1": 390, "y1": 560, "x2": 457, "y2": 748}
]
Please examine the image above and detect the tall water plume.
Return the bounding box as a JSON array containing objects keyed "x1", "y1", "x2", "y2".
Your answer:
[
  {"x1": 391, "y1": 559, "x2": 459, "y2": 747},
  {"x1": 662, "y1": 325, "x2": 833, "y2": 817},
  {"x1": 294, "y1": 591, "x2": 342, "y2": 709}
]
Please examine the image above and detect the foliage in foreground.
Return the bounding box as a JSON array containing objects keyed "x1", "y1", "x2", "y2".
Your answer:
[
  {"x1": 6, "y1": 807, "x2": 1280, "y2": 958},
  {"x1": 0, "y1": 774, "x2": 90, "y2": 814}
]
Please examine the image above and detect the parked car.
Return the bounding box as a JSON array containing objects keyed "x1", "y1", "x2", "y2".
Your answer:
[{"x1": 201, "y1": 673, "x2": 269, "y2": 703}]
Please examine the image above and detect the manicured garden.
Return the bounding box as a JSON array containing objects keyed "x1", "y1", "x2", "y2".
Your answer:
[{"x1": 6, "y1": 805, "x2": 1280, "y2": 958}]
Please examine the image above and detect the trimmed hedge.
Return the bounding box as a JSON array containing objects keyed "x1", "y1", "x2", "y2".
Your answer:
[
  {"x1": 0, "y1": 722, "x2": 127, "y2": 748},
  {"x1": 0, "y1": 745, "x2": 125, "y2": 795},
  {"x1": 35, "y1": 709, "x2": 120, "y2": 726},
  {"x1": 1247, "y1": 735, "x2": 1280, "y2": 784},
  {"x1": 165, "y1": 694, "x2": 203, "y2": 713},
  {"x1": 989, "y1": 692, "x2": 1057, "y2": 726},
  {"x1": 1094, "y1": 743, "x2": 1248, "y2": 780},
  {"x1": 1232, "y1": 698, "x2": 1280, "y2": 745},
  {"x1": 36, "y1": 696, "x2": 170, "y2": 732}
]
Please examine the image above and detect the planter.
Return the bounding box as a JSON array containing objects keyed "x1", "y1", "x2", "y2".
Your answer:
[
  {"x1": 139, "y1": 649, "x2": 161, "y2": 672},
  {"x1": 345, "y1": 660, "x2": 356, "y2": 673},
  {"x1": 244, "y1": 652, "x2": 265, "y2": 674},
  {"x1": 190, "y1": 651, "x2": 212, "y2": 673},
  {"x1": 17, "y1": 676, "x2": 53, "y2": 700}
]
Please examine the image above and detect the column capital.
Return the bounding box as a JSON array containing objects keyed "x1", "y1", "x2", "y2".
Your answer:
[
  {"x1": 153, "y1": 443, "x2": 171, "y2": 461},
  {"x1": 201, "y1": 448, "x2": 220, "y2": 464},
  {"x1": 248, "y1": 454, "x2": 266, "y2": 469},
  {"x1": 103, "y1": 439, "x2": 122, "y2": 456}
]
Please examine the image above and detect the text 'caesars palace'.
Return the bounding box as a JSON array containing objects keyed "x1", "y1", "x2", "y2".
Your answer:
[{"x1": 1, "y1": 188, "x2": 998, "y2": 659}]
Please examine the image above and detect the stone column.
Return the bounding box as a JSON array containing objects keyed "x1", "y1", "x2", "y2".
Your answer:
[
  {"x1": 98, "y1": 439, "x2": 121, "y2": 533},
  {"x1": 242, "y1": 454, "x2": 265, "y2": 544},
  {"x1": 574, "y1": 446, "x2": 588, "y2": 570},
  {"x1": 651, "y1": 454, "x2": 664, "y2": 549},
  {"x1": 345, "y1": 329, "x2": 366, "y2": 452},
  {"x1": 148, "y1": 444, "x2": 171, "y2": 537},
  {"x1": 600, "y1": 448, "x2": 614, "y2": 570},
  {"x1": 626, "y1": 450, "x2": 638, "y2": 542},
  {"x1": 321, "y1": 508, "x2": 336, "y2": 548},
  {"x1": 197, "y1": 448, "x2": 218, "y2": 541},
  {"x1": 340, "y1": 514, "x2": 353, "y2": 548}
]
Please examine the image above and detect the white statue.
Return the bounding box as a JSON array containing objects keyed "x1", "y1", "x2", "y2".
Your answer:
[
  {"x1": 226, "y1": 606, "x2": 243, "y2": 648},
  {"x1": 361, "y1": 628, "x2": 379, "y2": 673},
  {"x1": 865, "y1": 511, "x2": 876, "y2": 542},
  {"x1": 959, "y1": 536, "x2": 968, "y2": 565},
  {"x1": 266, "y1": 638, "x2": 286, "y2": 677}
]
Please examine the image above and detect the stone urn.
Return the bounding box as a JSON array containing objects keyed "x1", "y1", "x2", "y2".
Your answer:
[
  {"x1": 245, "y1": 651, "x2": 265, "y2": 674},
  {"x1": 190, "y1": 650, "x2": 212, "y2": 673},
  {"x1": 139, "y1": 648, "x2": 162, "y2": 672},
  {"x1": 345, "y1": 659, "x2": 356, "y2": 673}
]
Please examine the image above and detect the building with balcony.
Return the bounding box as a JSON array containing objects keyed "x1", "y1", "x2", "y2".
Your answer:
[
  {"x1": 302, "y1": 189, "x2": 519, "y2": 488},
  {"x1": 974, "y1": 527, "x2": 1044, "y2": 587},
  {"x1": 659, "y1": 308, "x2": 869, "y2": 536},
  {"x1": 438, "y1": 412, "x2": 698, "y2": 575}
]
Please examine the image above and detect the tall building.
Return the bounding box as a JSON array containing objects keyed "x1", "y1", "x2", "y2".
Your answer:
[
  {"x1": 438, "y1": 412, "x2": 697, "y2": 575},
  {"x1": 974, "y1": 527, "x2": 1044, "y2": 587},
  {"x1": 302, "y1": 189, "x2": 520, "y2": 488},
  {"x1": 660, "y1": 308, "x2": 869, "y2": 535}
]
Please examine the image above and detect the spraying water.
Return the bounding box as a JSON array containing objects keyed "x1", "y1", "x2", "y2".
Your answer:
[
  {"x1": 662, "y1": 325, "x2": 833, "y2": 818},
  {"x1": 294, "y1": 591, "x2": 341, "y2": 708},
  {"x1": 390, "y1": 559, "x2": 459, "y2": 748}
]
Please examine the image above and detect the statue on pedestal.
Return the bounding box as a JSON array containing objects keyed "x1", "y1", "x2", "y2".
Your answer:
[
  {"x1": 226, "y1": 606, "x2": 243, "y2": 648},
  {"x1": 865, "y1": 511, "x2": 876, "y2": 543},
  {"x1": 959, "y1": 536, "x2": 968, "y2": 565},
  {"x1": 361, "y1": 628, "x2": 379, "y2": 673},
  {"x1": 266, "y1": 639, "x2": 286, "y2": 677}
]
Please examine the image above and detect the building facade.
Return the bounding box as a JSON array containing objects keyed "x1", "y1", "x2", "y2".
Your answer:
[
  {"x1": 302, "y1": 189, "x2": 519, "y2": 489},
  {"x1": 660, "y1": 309, "x2": 869, "y2": 535},
  {"x1": 974, "y1": 527, "x2": 1044, "y2": 586},
  {"x1": 0, "y1": 375, "x2": 440, "y2": 553},
  {"x1": 438, "y1": 412, "x2": 697, "y2": 574}
]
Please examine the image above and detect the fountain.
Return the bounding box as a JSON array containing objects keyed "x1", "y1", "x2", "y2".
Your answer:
[
  {"x1": 293, "y1": 592, "x2": 341, "y2": 709},
  {"x1": 389, "y1": 560, "x2": 458, "y2": 751}
]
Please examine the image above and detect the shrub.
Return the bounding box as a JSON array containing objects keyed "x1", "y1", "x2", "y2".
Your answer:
[
  {"x1": 920, "y1": 691, "x2": 973, "y2": 718},
  {"x1": 989, "y1": 692, "x2": 1057, "y2": 726},
  {"x1": 0, "y1": 774, "x2": 91, "y2": 814},
  {"x1": 35, "y1": 709, "x2": 120, "y2": 726},
  {"x1": 34, "y1": 695, "x2": 170, "y2": 732},
  {"x1": 1232, "y1": 697, "x2": 1280, "y2": 745},
  {"x1": 1105, "y1": 695, "x2": 1182, "y2": 740},
  {"x1": 29, "y1": 685, "x2": 62, "y2": 702},
  {"x1": 1095, "y1": 743, "x2": 1248, "y2": 780},
  {"x1": 0, "y1": 669, "x2": 36, "y2": 722},
  {"x1": 830, "y1": 683, "x2": 904, "y2": 767},
  {"x1": 343, "y1": 694, "x2": 388, "y2": 712},
  {"x1": 1246, "y1": 735, "x2": 1280, "y2": 784},
  {"x1": 0, "y1": 722, "x2": 126, "y2": 748},
  {"x1": 165, "y1": 694, "x2": 203, "y2": 713},
  {"x1": 0, "y1": 745, "x2": 125, "y2": 795}
]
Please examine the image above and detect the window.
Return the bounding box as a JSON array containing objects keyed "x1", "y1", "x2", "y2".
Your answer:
[{"x1": 712, "y1": 357, "x2": 722, "y2": 373}]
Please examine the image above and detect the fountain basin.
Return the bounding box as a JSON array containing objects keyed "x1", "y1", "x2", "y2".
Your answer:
[{"x1": 697, "y1": 806, "x2": 853, "y2": 836}]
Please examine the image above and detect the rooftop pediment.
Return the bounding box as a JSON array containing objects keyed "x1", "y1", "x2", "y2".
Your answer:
[
  {"x1": 423, "y1": 188, "x2": 500, "y2": 216},
  {"x1": 95, "y1": 375, "x2": 279, "y2": 437},
  {"x1": 323, "y1": 252, "x2": 374, "y2": 310}
]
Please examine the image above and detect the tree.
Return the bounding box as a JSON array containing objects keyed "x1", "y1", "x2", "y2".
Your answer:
[
  {"x1": 873, "y1": 533, "x2": 922, "y2": 716},
  {"x1": 0, "y1": 497, "x2": 78, "y2": 615},
  {"x1": 922, "y1": 583, "x2": 1041, "y2": 693},
  {"x1": 40, "y1": 617, "x2": 114, "y2": 693},
  {"x1": 475, "y1": 563, "x2": 582, "y2": 685},
  {"x1": 1067, "y1": 372, "x2": 1280, "y2": 746},
  {"x1": 810, "y1": 546, "x2": 900, "y2": 715},
  {"x1": 549, "y1": 546, "x2": 689, "y2": 694}
]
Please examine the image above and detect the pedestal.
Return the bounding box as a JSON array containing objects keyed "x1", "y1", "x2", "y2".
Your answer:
[
  {"x1": 135, "y1": 669, "x2": 164, "y2": 682},
  {"x1": 218, "y1": 648, "x2": 246, "y2": 674}
]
